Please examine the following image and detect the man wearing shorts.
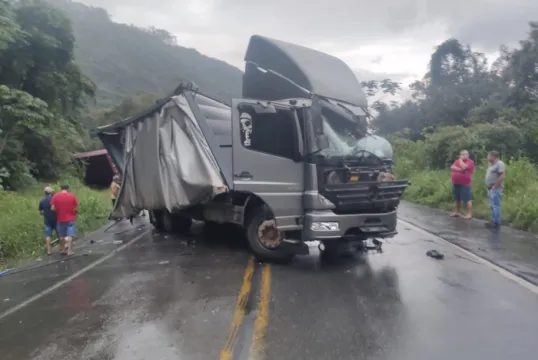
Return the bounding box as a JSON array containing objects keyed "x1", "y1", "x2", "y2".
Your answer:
[
  {"x1": 39, "y1": 186, "x2": 58, "y2": 255},
  {"x1": 51, "y1": 184, "x2": 79, "y2": 256},
  {"x1": 450, "y1": 150, "x2": 475, "y2": 219}
]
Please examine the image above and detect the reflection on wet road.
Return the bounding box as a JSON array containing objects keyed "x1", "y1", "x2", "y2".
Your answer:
[{"x1": 1, "y1": 221, "x2": 538, "y2": 360}]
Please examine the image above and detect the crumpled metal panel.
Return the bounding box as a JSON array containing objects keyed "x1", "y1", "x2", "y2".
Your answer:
[{"x1": 111, "y1": 94, "x2": 226, "y2": 218}]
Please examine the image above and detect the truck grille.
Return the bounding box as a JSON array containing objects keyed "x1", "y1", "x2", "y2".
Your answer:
[{"x1": 319, "y1": 180, "x2": 409, "y2": 214}]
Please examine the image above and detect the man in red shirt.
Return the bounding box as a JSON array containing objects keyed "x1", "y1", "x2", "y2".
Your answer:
[
  {"x1": 51, "y1": 184, "x2": 79, "y2": 256},
  {"x1": 450, "y1": 150, "x2": 475, "y2": 219}
]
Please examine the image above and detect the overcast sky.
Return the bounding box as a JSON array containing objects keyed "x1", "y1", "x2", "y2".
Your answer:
[{"x1": 80, "y1": 0, "x2": 536, "y2": 92}]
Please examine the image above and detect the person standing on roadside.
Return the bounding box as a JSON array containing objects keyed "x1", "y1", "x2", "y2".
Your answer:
[
  {"x1": 110, "y1": 175, "x2": 121, "y2": 208},
  {"x1": 485, "y1": 150, "x2": 506, "y2": 229},
  {"x1": 51, "y1": 184, "x2": 79, "y2": 256},
  {"x1": 39, "y1": 186, "x2": 58, "y2": 255},
  {"x1": 450, "y1": 150, "x2": 475, "y2": 219}
]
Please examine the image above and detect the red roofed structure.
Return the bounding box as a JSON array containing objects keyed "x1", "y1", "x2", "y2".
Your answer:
[{"x1": 71, "y1": 149, "x2": 118, "y2": 187}]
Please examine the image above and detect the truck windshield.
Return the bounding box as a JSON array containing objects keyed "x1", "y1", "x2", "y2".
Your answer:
[
  {"x1": 355, "y1": 135, "x2": 393, "y2": 160},
  {"x1": 320, "y1": 115, "x2": 393, "y2": 160}
]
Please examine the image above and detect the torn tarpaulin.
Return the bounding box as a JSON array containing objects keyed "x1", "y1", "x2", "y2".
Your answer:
[{"x1": 109, "y1": 94, "x2": 226, "y2": 218}]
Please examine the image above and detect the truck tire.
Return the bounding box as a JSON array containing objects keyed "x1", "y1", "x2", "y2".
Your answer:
[
  {"x1": 245, "y1": 205, "x2": 294, "y2": 263},
  {"x1": 174, "y1": 215, "x2": 192, "y2": 234},
  {"x1": 161, "y1": 211, "x2": 175, "y2": 233},
  {"x1": 154, "y1": 211, "x2": 192, "y2": 234},
  {"x1": 150, "y1": 210, "x2": 165, "y2": 232}
]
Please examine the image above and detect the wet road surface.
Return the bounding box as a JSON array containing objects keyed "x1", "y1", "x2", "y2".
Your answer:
[
  {"x1": 1, "y1": 220, "x2": 538, "y2": 360},
  {"x1": 399, "y1": 201, "x2": 538, "y2": 286}
]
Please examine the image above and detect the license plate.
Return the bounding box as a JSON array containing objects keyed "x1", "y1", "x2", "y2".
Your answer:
[
  {"x1": 350, "y1": 175, "x2": 359, "y2": 182},
  {"x1": 361, "y1": 226, "x2": 387, "y2": 233}
]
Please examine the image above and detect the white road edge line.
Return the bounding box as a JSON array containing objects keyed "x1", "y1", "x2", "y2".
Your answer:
[
  {"x1": 399, "y1": 219, "x2": 538, "y2": 296},
  {"x1": 0, "y1": 229, "x2": 151, "y2": 321}
]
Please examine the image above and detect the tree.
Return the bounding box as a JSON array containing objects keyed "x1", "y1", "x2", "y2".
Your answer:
[
  {"x1": 0, "y1": 0, "x2": 93, "y2": 188},
  {"x1": 46, "y1": 0, "x2": 243, "y2": 107},
  {"x1": 501, "y1": 22, "x2": 538, "y2": 105},
  {"x1": 367, "y1": 21, "x2": 538, "y2": 168}
]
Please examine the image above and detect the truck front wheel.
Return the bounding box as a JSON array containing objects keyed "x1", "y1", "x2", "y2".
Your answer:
[{"x1": 245, "y1": 205, "x2": 294, "y2": 263}]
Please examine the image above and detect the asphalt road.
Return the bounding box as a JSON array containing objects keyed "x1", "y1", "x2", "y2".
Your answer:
[{"x1": 1, "y1": 221, "x2": 538, "y2": 360}]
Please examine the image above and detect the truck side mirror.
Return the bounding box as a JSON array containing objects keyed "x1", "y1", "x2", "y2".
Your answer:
[{"x1": 316, "y1": 134, "x2": 329, "y2": 150}]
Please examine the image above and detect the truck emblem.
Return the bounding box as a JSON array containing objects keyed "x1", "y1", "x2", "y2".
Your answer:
[
  {"x1": 368, "y1": 185, "x2": 380, "y2": 200},
  {"x1": 240, "y1": 116, "x2": 252, "y2": 147}
]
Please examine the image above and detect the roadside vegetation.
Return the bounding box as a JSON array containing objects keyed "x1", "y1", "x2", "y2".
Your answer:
[
  {"x1": 0, "y1": 178, "x2": 110, "y2": 268},
  {"x1": 392, "y1": 138, "x2": 538, "y2": 232},
  {"x1": 0, "y1": 1, "x2": 110, "y2": 267},
  {"x1": 362, "y1": 22, "x2": 538, "y2": 231}
]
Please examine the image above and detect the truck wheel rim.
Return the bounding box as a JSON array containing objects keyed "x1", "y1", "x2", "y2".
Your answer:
[{"x1": 257, "y1": 219, "x2": 281, "y2": 249}]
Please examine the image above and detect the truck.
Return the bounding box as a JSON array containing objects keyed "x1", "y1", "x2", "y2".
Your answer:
[{"x1": 97, "y1": 35, "x2": 409, "y2": 262}]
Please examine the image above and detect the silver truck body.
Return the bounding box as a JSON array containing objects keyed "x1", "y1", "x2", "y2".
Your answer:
[{"x1": 98, "y1": 35, "x2": 409, "y2": 261}]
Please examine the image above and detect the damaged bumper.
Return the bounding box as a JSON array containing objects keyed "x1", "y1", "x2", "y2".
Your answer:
[{"x1": 303, "y1": 210, "x2": 398, "y2": 241}]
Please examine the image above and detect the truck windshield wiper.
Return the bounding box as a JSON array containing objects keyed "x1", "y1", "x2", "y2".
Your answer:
[{"x1": 350, "y1": 148, "x2": 386, "y2": 163}]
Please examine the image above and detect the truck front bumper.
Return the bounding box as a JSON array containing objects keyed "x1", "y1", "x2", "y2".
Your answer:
[{"x1": 302, "y1": 210, "x2": 398, "y2": 241}]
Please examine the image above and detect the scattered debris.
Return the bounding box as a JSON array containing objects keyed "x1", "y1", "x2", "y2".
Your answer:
[
  {"x1": 113, "y1": 240, "x2": 123, "y2": 245},
  {"x1": 427, "y1": 250, "x2": 444, "y2": 260},
  {"x1": 159, "y1": 260, "x2": 170, "y2": 265},
  {"x1": 0, "y1": 269, "x2": 13, "y2": 276},
  {"x1": 3, "y1": 298, "x2": 9, "y2": 302}
]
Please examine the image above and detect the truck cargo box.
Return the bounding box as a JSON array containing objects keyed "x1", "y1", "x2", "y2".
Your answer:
[{"x1": 98, "y1": 85, "x2": 232, "y2": 218}]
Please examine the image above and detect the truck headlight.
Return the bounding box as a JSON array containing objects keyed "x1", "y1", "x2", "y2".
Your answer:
[{"x1": 311, "y1": 222, "x2": 340, "y2": 231}]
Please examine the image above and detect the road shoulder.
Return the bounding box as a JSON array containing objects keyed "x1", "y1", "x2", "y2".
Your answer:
[
  {"x1": 398, "y1": 200, "x2": 538, "y2": 286},
  {"x1": 398, "y1": 201, "x2": 538, "y2": 285}
]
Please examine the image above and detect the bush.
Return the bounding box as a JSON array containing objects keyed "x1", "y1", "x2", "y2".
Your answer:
[
  {"x1": 0, "y1": 178, "x2": 111, "y2": 268},
  {"x1": 393, "y1": 133, "x2": 538, "y2": 232},
  {"x1": 421, "y1": 121, "x2": 524, "y2": 169}
]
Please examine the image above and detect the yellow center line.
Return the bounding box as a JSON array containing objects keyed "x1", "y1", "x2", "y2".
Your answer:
[
  {"x1": 220, "y1": 257, "x2": 255, "y2": 360},
  {"x1": 250, "y1": 263, "x2": 272, "y2": 360}
]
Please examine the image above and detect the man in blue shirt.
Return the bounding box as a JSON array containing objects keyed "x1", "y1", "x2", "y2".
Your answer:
[{"x1": 39, "y1": 186, "x2": 59, "y2": 255}]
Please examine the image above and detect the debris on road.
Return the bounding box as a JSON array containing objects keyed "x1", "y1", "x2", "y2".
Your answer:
[{"x1": 427, "y1": 250, "x2": 445, "y2": 260}]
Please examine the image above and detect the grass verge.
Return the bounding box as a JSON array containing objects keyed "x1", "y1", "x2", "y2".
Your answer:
[
  {"x1": 0, "y1": 178, "x2": 111, "y2": 269},
  {"x1": 395, "y1": 157, "x2": 538, "y2": 232}
]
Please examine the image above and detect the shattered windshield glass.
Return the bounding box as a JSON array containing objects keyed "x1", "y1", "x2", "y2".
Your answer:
[
  {"x1": 355, "y1": 135, "x2": 393, "y2": 160},
  {"x1": 320, "y1": 114, "x2": 393, "y2": 160},
  {"x1": 319, "y1": 115, "x2": 359, "y2": 157}
]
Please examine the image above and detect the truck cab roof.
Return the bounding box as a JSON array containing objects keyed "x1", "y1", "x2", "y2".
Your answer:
[{"x1": 243, "y1": 35, "x2": 367, "y2": 108}]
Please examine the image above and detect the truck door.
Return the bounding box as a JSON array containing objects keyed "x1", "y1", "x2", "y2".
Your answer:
[{"x1": 232, "y1": 99, "x2": 304, "y2": 231}]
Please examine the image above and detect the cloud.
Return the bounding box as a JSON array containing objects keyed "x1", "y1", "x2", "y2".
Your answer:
[{"x1": 77, "y1": 0, "x2": 536, "y2": 84}]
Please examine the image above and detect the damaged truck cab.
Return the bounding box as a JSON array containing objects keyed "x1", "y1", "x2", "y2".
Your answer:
[{"x1": 98, "y1": 35, "x2": 409, "y2": 262}]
